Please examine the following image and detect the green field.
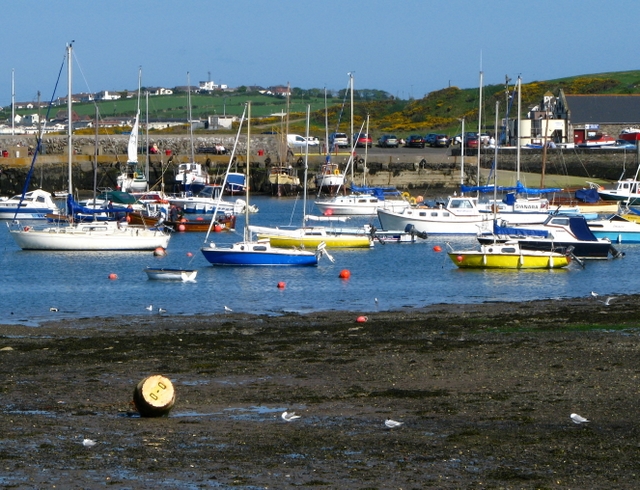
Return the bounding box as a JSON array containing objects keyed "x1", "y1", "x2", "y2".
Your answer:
[{"x1": 6, "y1": 70, "x2": 640, "y2": 138}]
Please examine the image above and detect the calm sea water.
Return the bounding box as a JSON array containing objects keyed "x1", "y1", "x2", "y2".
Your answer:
[{"x1": 0, "y1": 194, "x2": 638, "y2": 326}]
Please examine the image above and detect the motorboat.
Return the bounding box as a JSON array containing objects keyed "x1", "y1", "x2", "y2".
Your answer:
[
  {"x1": 377, "y1": 196, "x2": 494, "y2": 235},
  {"x1": 447, "y1": 240, "x2": 571, "y2": 269},
  {"x1": 144, "y1": 268, "x2": 197, "y2": 282},
  {"x1": 597, "y1": 178, "x2": 640, "y2": 205},
  {"x1": 477, "y1": 215, "x2": 619, "y2": 259},
  {"x1": 587, "y1": 214, "x2": 640, "y2": 244},
  {"x1": 314, "y1": 162, "x2": 344, "y2": 195},
  {"x1": 169, "y1": 185, "x2": 255, "y2": 215},
  {"x1": 174, "y1": 163, "x2": 209, "y2": 195},
  {"x1": 0, "y1": 189, "x2": 59, "y2": 220}
]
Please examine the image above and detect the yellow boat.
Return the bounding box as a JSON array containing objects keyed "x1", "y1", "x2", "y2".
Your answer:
[
  {"x1": 251, "y1": 226, "x2": 372, "y2": 248},
  {"x1": 447, "y1": 241, "x2": 571, "y2": 269}
]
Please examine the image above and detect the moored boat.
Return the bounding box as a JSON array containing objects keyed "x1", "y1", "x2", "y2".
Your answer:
[
  {"x1": 447, "y1": 241, "x2": 571, "y2": 269},
  {"x1": 144, "y1": 268, "x2": 197, "y2": 282}
]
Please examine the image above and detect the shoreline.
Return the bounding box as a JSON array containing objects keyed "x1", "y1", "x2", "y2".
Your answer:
[{"x1": 2, "y1": 295, "x2": 639, "y2": 488}]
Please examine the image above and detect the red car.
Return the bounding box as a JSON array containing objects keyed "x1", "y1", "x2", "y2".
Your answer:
[{"x1": 353, "y1": 133, "x2": 373, "y2": 148}]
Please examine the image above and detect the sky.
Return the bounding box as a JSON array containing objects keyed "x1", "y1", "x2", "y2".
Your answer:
[{"x1": 2, "y1": 0, "x2": 639, "y2": 106}]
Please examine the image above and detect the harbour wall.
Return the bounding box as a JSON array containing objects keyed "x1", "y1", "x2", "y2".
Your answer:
[{"x1": 0, "y1": 134, "x2": 636, "y2": 196}]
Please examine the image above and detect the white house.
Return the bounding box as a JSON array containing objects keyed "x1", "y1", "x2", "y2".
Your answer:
[{"x1": 96, "y1": 90, "x2": 121, "y2": 101}]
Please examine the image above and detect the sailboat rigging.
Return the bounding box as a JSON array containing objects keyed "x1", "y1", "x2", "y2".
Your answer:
[
  {"x1": 201, "y1": 102, "x2": 330, "y2": 266},
  {"x1": 7, "y1": 43, "x2": 171, "y2": 251}
]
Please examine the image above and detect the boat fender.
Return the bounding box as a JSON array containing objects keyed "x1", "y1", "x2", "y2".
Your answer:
[
  {"x1": 334, "y1": 169, "x2": 339, "y2": 175},
  {"x1": 23, "y1": 226, "x2": 30, "y2": 232}
]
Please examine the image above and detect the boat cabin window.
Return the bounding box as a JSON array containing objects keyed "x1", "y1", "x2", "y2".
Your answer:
[
  {"x1": 549, "y1": 218, "x2": 570, "y2": 226},
  {"x1": 253, "y1": 245, "x2": 267, "y2": 251},
  {"x1": 450, "y1": 199, "x2": 473, "y2": 209},
  {"x1": 502, "y1": 247, "x2": 517, "y2": 253},
  {"x1": 36, "y1": 196, "x2": 46, "y2": 203}
]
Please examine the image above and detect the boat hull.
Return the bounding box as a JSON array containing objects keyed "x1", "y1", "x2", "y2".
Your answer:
[
  {"x1": 448, "y1": 251, "x2": 570, "y2": 269},
  {"x1": 201, "y1": 243, "x2": 318, "y2": 266},
  {"x1": 144, "y1": 268, "x2": 197, "y2": 281},
  {"x1": 9, "y1": 223, "x2": 170, "y2": 251},
  {"x1": 477, "y1": 235, "x2": 611, "y2": 259},
  {"x1": 259, "y1": 233, "x2": 371, "y2": 249},
  {"x1": 377, "y1": 207, "x2": 493, "y2": 235}
]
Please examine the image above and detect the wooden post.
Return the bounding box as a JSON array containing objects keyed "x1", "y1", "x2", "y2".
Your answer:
[{"x1": 133, "y1": 375, "x2": 175, "y2": 417}]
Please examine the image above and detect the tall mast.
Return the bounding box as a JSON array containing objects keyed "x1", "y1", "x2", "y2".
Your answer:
[
  {"x1": 145, "y1": 89, "x2": 149, "y2": 185},
  {"x1": 477, "y1": 71, "x2": 483, "y2": 192},
  {"x1": 187, "y1": 72, "x2": 194, "y2": 162},
  {"x1": 244, "y1": 101, "x2": 251, "y2": 242},
  {"x1": 349, "y1": 72, "x2": 354, "y2": 181},
  {"x1": 460, "y1": 118, "x2": 465, "y2": 188},
  {"x1": 11, "y1": 69, "x2": 15, "y2": 136},
  {"x1": 303, "y1": 104, "x2": 310, "y2": 226},
  {"x1": 516, "y1": 76, "x2": 522, "y2": 183},
  {"x1": 67, "y1": 42, "x2": 73, "y2": 195}
]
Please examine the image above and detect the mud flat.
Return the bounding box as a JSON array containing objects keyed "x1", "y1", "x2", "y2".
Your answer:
[{"x1": 1, "y1": 296, "x2": 640, "y2": 488}]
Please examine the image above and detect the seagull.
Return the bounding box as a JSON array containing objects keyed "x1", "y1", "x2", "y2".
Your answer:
[
  {"x1": 145, "y1": 305, "x2": 153, "y2": 311},
  {"x1": 570, "y1": 413, "x2": 589, "y2": 424},
  {"x1": 591, "y1": 291, "x2": 599, "y2": 298},
  {"x1": 158, "y1": 307, "x2": 167, "y2": 314},
  {"x1": 224, "y1": 305, "x2": 233, "y2": 313},
  {"x1": 385, "y1": 419, "x2": 404, "y2": 429},
  {"x1": 374, "y1": 297, "x2": 378, "y2": 305},
  {"x1": 281, "y1": 411, "x2": 301, "y2": 422},
  {"x1": 49, "y1": 307, "x2": 59, "y2": 312},
  {"x1": 82, "y1": 438, "x2": 97, "y2": 447},
  {"x1": 602, "y1": 296, "x2": 614, "y2": 306}
]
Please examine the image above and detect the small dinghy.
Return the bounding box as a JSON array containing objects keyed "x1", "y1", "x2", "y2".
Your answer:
[{"x1": 144, "y1": 268, "x2": 197, "y2": 282}]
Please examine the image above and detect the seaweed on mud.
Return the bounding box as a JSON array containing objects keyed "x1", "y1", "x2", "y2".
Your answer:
[{"x1": 370, "y1": 388, "x2": 449, "y2": 399}]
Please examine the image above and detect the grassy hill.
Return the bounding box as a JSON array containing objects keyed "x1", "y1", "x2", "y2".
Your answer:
[{"x1": 6, "y1": 71, "x2": 640, "y2": 138}]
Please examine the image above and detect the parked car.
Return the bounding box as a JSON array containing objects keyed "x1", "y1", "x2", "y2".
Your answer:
[
  {"x1": 287, "y1": 134, "x2": 308, "y2": 148},
  {"x1": 450, "y1": 132, "x2": 479, "y2": 148},
  {"x1": 424, "y1": 133, "x2": 438, "y2": 146},
  {"x1": 434, "y1": 134, "x2": 450, "y2": 147},
  {"x1": 405, "y1": 135, "x2": 425, "y2": 148},
  {"x1": 329, "y1": 132, "x2": 349, "y2": 148},
  {"x1": 353, "y1": 132, "x2": 373, "y2": 148},
  {"x1": 304, "y1": 136, "x2": 320, "y2": 146},
  {"x1": 378, "y1": 134, "x2": 399, "y2": 148},
  {"x1": 425, "y1": 133, "x2": 450, "y2": 148}
]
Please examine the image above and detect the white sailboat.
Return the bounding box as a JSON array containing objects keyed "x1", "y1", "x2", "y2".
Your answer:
[
  {"x1": 174, "y1": 72, "x2": 209, "y2": 194},
  {"x1": 8, "y1": 43, "x2": 171, "y2": 251},
  {"x1": 117, "y1": 68, "x2": 149, "y2": 193},
  {"x1": 250, "y1": 105, "x2": 371, "y2": 248},
  {"x1": 314, "y1": 75, "x2": 410, "y2": 216}
]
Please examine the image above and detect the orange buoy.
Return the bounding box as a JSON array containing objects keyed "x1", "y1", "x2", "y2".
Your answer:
[
  {"x1": 433, "y1": 245, "x2": 442, "y2": 252},
  {"x1": 339, "y1": 269, "x2": 351, "y2": 279},
  {"x1": 178, "y1": 224, "x2": 186, "y2": 232},
  {"x1": 456, "y1": 255, "x2": 464, "y2": 262},
  {"x1": 108, "y1": 273, "x2": 118, "y2": 280},
  {"x1": 196, "y1": 216, "x2": 204, "y2": 221},
  {"x1": 186, "y1": 252, "x2": 193, "y2": 257},
  {"x1": 324, "y1": 209, "x2": 334, "y2": 216},
  {"x1": 180, "y1": 217, "x2": 188, "y2": 223},
  {"x1": 213, "y1": 224, "x2": 222, "y2": 232},
  {"x1": 277, "y1": 281, "x2": 286, "y2": 289},
  {"x1": 126, "y1": 215, "x2": 131, "y2": 223},
  {"x1": 356, "y1": 315, "x2": 368, "y2": 323},
  {"x1": 154, "y1": 247, "x2": 167, "y2": 256}
]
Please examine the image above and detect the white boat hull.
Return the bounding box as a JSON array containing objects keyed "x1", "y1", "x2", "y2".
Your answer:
[
  {"x1": 9, "y1": 222, "x2": 170, "y2": 251},
  {"x1": 315, "y1": 195, "x2": 410, "y2": 216},
  {"x1": 144, "y1": 268, "x2": 197, "y2": 281},
  {"x1": 377, "y1": 207, "x2": 493, "y2": 235}
]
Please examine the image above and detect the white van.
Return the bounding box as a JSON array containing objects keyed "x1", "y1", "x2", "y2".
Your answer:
[{"x1": 287, "y1": 134, "x2": 308, "y2": 148}]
